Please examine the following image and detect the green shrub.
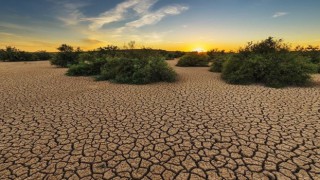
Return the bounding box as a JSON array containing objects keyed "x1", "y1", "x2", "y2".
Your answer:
[
  {"x1": 263, "y1": 54, "x2": 317, "y2": 87},
  {"x1": 239, "y1": 37, "x2": 289, "y2": 56},
  {"x1": 119, "y1": 48, "x2": 167, "y2": 60},
  {"x1": 0, "y1": 49, "x2": 5, "y2": 60},
  {"x1": 98, "y1": 58, "x2": 121, "y2": 81},
  {"x1": 220, "y1": 37, "x2": 317, "y2": 88},
  {"x1": 67, "y1": 63, "x2": 94, "y2": 76},
  {"x1": 35, "y1": 51, "x2": 51, "y2": 60},
  {"x1": 0, "y1": 46, "x2": 19, "y2": 61},
  {"x1": 50, "y1": 44, "x2": 81, "y2": 67},
  {"x1": 295, "y1": 45, "x2": 320, "y2": 73},
  {"x1": 98, "y1": 57, "x2": 176, "y2": 84},
  {"x1": 222, "y1": 53, "x2": 317, "y2": 88},
  {"x1": 209, "y1": 54, "x2": 232, "y2": 72},
  {"x1": 78, "y1": 53, "x2": 95, "y2": 63},
  {"x1": 0, "y1": 46, "x2": 39, "y2": 61},
  {"x1": 207, "y1": 49, "x2": 225, "y2": 60},
  {"x1": 166, "y1": 51, "x2": 185, "y2": 60},
  {"x1": 97, "y1": 45, "x2": 119, "y2": 58},
  {"x1": 176, "y1": 53, "x2": 209, "y2": 67},
  {"x1": 210, "y1": 58, "x2": 225, "y2": 72},
  {"x1": 67, "y1": 59, "x2": 109, "y2": 76},
  {"x1": 222, "y1": 55, "x2": 268, "y2": 84}
]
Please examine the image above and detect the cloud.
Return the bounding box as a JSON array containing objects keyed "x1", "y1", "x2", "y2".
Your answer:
[
  {"x1": 0, "y1": 32, "x2": 23, "y2": 43},
  {"x1": 57, "y1": 2, "x2": 87, "y2": 25},
  {"x1": 272, "y1": 12, "x2": 288, "y2": 18},
  {"x1": 0, "y1": 32, "x2": 21, "y2": 38},
  {"x1": 80, "y1": 0, "x2": 188, "y2": 30},
  {"x1": 51, "y1": 0, "x2": 189, "y2": 45},
  {"x1": 82, "y1": 38, "x2": 105, "y2": 44},
  {"x1": 84, "y1": 0, "x2": 158, "y2": 30},
  {"x1": 126, "y1": 5, "x2": 189, "y2": 28},
  {"x1": 0, "y1": 22, "x2": 34, "y2": 32}
]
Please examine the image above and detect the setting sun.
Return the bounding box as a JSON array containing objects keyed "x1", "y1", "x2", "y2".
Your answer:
[{"x1": 192, "y1": 47, "x2": 206, "y2": 53}]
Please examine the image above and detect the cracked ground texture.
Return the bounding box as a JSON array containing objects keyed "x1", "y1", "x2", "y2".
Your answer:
[{"x1": 0, "y1": 60, "x2": 320, "y2": 180}]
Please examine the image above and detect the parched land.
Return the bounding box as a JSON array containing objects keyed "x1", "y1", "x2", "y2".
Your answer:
[{"x1": 0, "y1": 60, "x2": 319, "y2": 180}]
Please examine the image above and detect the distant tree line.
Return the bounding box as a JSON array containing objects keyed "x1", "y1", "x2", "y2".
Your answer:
[
  {"x1": 0, "y1": 46, "x2": 52, "y2": 61},
  {"x1": 0, "y1": 44, "x2": 185, "y2": 63}
]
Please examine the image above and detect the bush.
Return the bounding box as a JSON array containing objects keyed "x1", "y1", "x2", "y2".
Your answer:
[
  {"x1": 207, "y1": 49, "x2": 225, "y2": 60},
  {"x1": 0, "y1": 46, "x2": 19, "y2": 61},
  {"x1": 0, "y1": 49, "x2": 5, "y2": 60},
  {"x1": 50, "y1": 44, "x2": 81, "y2": 67},
  {"x1": 166, "y1": 51, "x2": 185, "y2": 60},
  {"x1": 209, "y1": 53, "x2": 232, "y2": 72},
  {"x1": 210, "y1": 57, "x2": 226, "y2": 72},
  {"x1": 0, "y1": 46, "x2": 39, "y2": 61},
  {"x1": 66, "y1": 63, "x2": 95, "y2": 76},
  {"x1": 222, "y1": 53, "x2": 317, "y2": 88},
  {"x1": 35, "y1": 51, "x2": 51, "y2": 60},
  {"x1": 176, "y1": 53, "x2": 209, "y2": 67},
  {"x1": 263, "y1": 54, "x2": 317, "y2": 87},
  {"x1": 222, "y1": 55, "x2": 269, "y2": 85},
  {"x1": 97, "y1": 45, "x2": 119, "y2": 58},
  {"x1": 98, "y1": 57, "x2": 176, "y2": 84},
  {"x1": 239, "y1": 37, "x2": 289, "y2": 56},
  {"x1": 67, "y1": 59, "x2": 108, "y2": 76},
  {"x1": 295, "y1": 45, "x2": 320, "y2": 73},
  {"x1": 78, "y1": 53, "x2": 95, "y2": 63},
  {"x1": 221, "y1": 37, "x2": 318, "y2": 88},
  {"x1": 119, "y1": 48, "x2": 167, "y2": 60},
  {"x1": 18, "y1": 51, "x2": 37, "y2": 61}
]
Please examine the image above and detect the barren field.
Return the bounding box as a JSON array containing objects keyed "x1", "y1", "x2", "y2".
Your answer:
[{"x1": 0, "y1": 60, "x2": 320, "y2": 179}]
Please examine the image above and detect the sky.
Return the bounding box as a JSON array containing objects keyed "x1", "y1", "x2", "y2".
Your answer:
[{"x1": 0, "y1": 0, "x2": 320, "y2": 52}]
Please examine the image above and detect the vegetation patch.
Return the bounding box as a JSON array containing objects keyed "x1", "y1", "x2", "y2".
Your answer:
[
  {"x1": 50, "y1": 44, "x2": 81, "y2": 67},
  {"x1": 295, "y1": 45, "x2": 320, "y2": 73},
  {"x1": 207, "y1": 49, "x2": 233, "y2": 72},
  {"x1": 56, "y1": 42, "x2": 177, "y2": 84},
  {"x1": 166, "y1": 51, "x2": 185, "y2": 60},
  {"x1": 221, "y1": 37, "x2": 317, "y2": 88},
  {"x1": 66, "y1": 59, "x2": 108, "y2": 76},
  {"x1": 176, "y1": 53, "x2": 209, "y2": 67},
  {"x1": 98, "y1": 57, "x2": 176, "y2": 84},
  {"x1": 0, "y1": 47, "x2": 51, "y2": 62}
]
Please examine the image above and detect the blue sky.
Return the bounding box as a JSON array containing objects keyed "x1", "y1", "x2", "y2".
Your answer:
[{"x1": 0, "y1": 0, "x2": 319, "y2": 51}]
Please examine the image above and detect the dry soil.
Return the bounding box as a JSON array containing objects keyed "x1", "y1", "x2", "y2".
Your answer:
[{"x1": 0, "y1": 60, "x2": 319, "y2": 179}]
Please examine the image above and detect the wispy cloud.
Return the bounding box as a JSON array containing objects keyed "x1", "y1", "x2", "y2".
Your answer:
[
  {"x1": 57, "y1": 2, "x2": 87, "y2": 25},
  {"x1": 82, "y1": 0, "x2": 158, "y2": 30},
  {"x1": 81, "y1": 0, "x2": 189, "y2": 32},
  {"x1": 49, "y1": 0, "x2": 189, "y2": 47},
  {"x1": 272, "y1": 12, "x2": 288, "y2": 18},
  {"x1": 126, "y1": 5, "x2": 189, "y2": 28},
  {"x1": 81, "y1": 38, "x2": 105, "y2": 44},
  {"x1": 60, "y1": 0, "x2": 189, "y2": 31},
  {"x1": 0, "y1": 32, "x2": 21, "y2": 39},
  {"x1": 0, "y1": 22, "x2": 34, "y2": 32}
]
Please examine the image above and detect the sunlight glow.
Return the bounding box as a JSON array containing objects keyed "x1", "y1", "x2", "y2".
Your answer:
[{"x1": 192, "y1": 47, "x2": 206, "y2": 52}]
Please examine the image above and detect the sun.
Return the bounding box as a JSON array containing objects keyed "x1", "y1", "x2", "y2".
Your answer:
[{"x1": 192, "y1": 47, "x2": 206, "y2": 53}]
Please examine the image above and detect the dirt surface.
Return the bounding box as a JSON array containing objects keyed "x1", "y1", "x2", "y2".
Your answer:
[{"x1": 0, "y1": 60, "x2": 320, "y2": 180}]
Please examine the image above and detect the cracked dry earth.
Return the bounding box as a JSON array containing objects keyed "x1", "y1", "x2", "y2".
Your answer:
[{"x1": 0, "y1": 60, "x2": 320, "y2": 180}]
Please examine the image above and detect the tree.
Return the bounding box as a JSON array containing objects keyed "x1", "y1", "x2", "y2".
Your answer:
[
  {"x1": 128, "y1": 41, "x2": 136, "y2": 49},
  {"x1": 97, "y1": 45, "x2": 119, "y2": 58},
  {"x1": 57, "y1": 44, "x2": 74, "y2": 52},
  {"x1": 50, "y1": 44, "x2": 80, "y2": 67}
]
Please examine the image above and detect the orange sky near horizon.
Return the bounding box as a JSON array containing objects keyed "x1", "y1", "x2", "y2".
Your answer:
[
  {"x1": 1, "y1": 38, "x2": 319, "y2": 53},
  {"x1": 1, "y1": 0, "x2": 319, "y2": 52}
]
